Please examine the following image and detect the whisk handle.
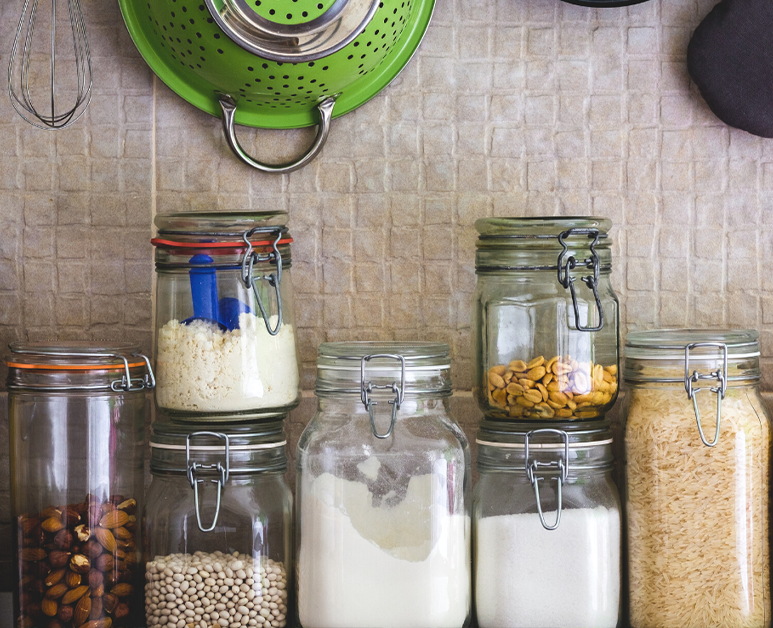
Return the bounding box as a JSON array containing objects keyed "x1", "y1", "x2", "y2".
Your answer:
[{"x1": 218, "y1": 94, "x2": 335, "y2": 174}]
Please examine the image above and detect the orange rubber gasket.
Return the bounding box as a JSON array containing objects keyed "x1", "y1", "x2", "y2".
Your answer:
[
  {"x1": 6, "y1": 361, "x2": 146, "y2": 371},
  {"x1": 151, "y1": 238, "x2": 293, "y2": 248}
]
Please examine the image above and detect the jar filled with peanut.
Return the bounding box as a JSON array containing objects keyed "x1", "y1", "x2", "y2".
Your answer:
[
  {"x1": 6, "y1": 342, "x2": 153, "y2": 628},
  {"x1": 472, "y1": 218, "x2": 619, "y2": 421}
]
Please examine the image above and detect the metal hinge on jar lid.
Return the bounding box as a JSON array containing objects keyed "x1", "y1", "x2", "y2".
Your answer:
[
  {"x1": 240, "y1": 226, "x2": 287, "y2": 336},
  {"x1": 360, "y1": 354, "x2": 406, "y2": 440},
  {"x1": 557, "y1": 228, "x2": 606, "y2": 333},
  {"x1": 524, "y1": 428, "x2": 569, "y2": 531},
  {"x1": 684, "y1": 342, "x2": 728, "y2": 447},
  {"x1": 186, "y1": 432, "x2": 231, "y2": 533}
]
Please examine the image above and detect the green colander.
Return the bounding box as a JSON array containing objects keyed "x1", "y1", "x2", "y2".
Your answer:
[{"x1": 118, "y1": 0, "x2": 433, "y2": 172}]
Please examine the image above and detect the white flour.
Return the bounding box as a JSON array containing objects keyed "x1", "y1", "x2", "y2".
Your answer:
[
  {"x1": 155, "y1": 313, "x2": 299, "y2": 412},
  {"x1": 298, "y1": 472, "x2": 470, "y2": 628},
  {"x1": 475, "y1": 506, "x2": 620, "y2": 628}
]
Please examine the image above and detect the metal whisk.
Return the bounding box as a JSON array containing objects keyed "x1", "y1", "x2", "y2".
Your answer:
[{"x1": 8, "y1": 0, "x2": 92, "y2": 130}]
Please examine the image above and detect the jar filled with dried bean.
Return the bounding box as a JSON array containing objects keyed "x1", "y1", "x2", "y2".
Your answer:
[
  {"x1": 623, "y1": 329, "x2": 770, "y2": 628},
  {"x1": 6, "y1": 342, "x2": 154, "y2": 628},
  {"x1": 472, "y1": 218, "x2": 619, "y2": 421},
  {"x1": 143, "y1": 421, "x2": 292, "y2": 628}
]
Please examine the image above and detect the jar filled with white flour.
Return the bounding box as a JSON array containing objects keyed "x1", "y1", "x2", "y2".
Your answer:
[
  {"x1": 296, "y1": 342, "x2": 472, "y2": 628},
  {"x1": 152, "y1": 212, "x2": 301, "y2": 421},
  {"x1": 144, "y1": 421, "x2": 293, "y2": 628},
  {"x1": 473, "y1": 420, "x2": 621, "y2": 628}
]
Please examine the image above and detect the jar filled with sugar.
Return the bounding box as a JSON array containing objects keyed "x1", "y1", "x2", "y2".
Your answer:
[
  {"x1": 152, "y1": 211, "x2": 301, "y2": 421},
  {"x1": 473, "y1": 419, "x2": 621, "y2": 628},
  {"x1": 143, "y1": 421, "x2": 293, "y2": 628},
  {"x1": 296, "y1": 342, "x2": 472, "y2": 628},
  {"x1": 472, "y1": 217, "x2": 619, "y2": 422}
]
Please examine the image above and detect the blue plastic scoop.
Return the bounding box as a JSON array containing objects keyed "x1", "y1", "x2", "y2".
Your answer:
[{"x1": 182, "y1": 254, "x2": 250, "y2": 331}]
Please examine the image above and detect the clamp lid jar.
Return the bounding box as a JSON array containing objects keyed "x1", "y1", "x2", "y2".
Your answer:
[
  {"x1": 152, "y1": 211, "x2": 301, "y2": 421},
  {"x1": 473, "y1": 419, "x2": 621, "y2": 628},
  {"x1": 6, "y1": 341, "x2": 152, "y2": 628},
  {"x1": 623, "y1": 329, "x2": 770, "y2": 628},
  {"x1": 297, "y1": 342, "x2": 471, "y2": 628},
  {"x1": 472, "y1": 217, "x2": 619, "y2": 422},
  {"x1": 145, "y1": 420, "x2": 292, "y2": 628}
]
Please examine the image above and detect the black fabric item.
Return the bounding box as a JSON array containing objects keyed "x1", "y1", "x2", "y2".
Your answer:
[{"x1": 687, "y1": 0, "x2": 773, "y2": 138}]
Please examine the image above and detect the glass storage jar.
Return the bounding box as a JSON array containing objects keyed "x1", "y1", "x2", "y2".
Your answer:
[
  {"x1": 144, "y1": 421, "x2": 292, "y2": 628},
  {"x1": 6, "y1": 341, "x2": 154, "y2": 628},
  {"x1": 473, "y1": 419, "x2": 621, "y2": 628},
  {"x1": 152, "y1": 211, "x2": 301, "y2": 421},
  {"x1": 472, "y1": 217, "x2": 619, "y2": 421},
  {"x1": 623, "y1": 329, "x2": 771, "y2": 628},
  {"x1": 296, "y1": 342, "x2": 471, "y2": 628}
]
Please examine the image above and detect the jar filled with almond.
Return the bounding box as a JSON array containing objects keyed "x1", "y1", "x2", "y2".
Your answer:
[
  {"x1": 6, "y1": 342, "x2": 152, "y2": 628},
  {"x1": 472, "y1": 218, "x2": 619, "y2": 421}
]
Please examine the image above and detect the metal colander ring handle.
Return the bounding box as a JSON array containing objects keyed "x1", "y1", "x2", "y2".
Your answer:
[{"x1": 219, "y1": 95, "x2": 337, "y2": 174}]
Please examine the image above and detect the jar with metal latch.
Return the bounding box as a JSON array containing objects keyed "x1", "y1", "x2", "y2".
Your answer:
[
  {"x1": 296, "y1": 342, "x2": 471, "y2": 628},
  {"x1": 623, "y1": 329, "x2": 771, "y2": 628},
  {"x1": 143, "y1": 421, "x2": 293, "y2": 628},
  {"x1": 152, "y1": 211, "x2": 301, "y2": 421},
  {"x1": 473, "y1": 419, "x2": 621, "y2": 628},
  {"x1": 6, "y1": 342, "x2": 154, "y2": 628},
  {"x1": 472, "y1": 217, "x2": 619, "y2": 422}
]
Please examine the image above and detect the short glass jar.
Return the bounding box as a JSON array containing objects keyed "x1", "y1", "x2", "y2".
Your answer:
[
  {"x1": 473, "y1": 419, "x2": 621, "y2": 628},
  {"x1": 296, "y1": 342, "x2": 471, "y2": 628},
  {"x1": 6, "y1": 342, "x2": 154, "y2": 628},
  {"x1": 152, "y1": 211, "x2": 301, "y2": 421},
  {"x1": 472, "y1": 217, "x2": 619, "y2": 421},
  {"x1": 144, "y1": 421, "x2": 292, "y2": 628},
  {"x1": 623, "y1": 329, "x2": 771, "y2": 628}
]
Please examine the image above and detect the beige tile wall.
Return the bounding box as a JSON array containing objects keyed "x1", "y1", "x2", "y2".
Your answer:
[{"x1": 1, "y1": 0, "x2": 773, "y2": 598}]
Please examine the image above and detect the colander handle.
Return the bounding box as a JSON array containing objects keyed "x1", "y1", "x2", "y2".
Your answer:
[{"x1": 219, "y1": 95, "x2": 336, "y2": 174}]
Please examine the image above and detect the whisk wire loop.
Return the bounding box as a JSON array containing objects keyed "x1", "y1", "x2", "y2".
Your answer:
[{"x1": 9, "y1": 0, "x2": 92, "y2": 130}]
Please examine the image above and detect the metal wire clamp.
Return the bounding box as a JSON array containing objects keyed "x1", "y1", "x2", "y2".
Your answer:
[
  {"x1": 525, "y1": 428, "x2": 569, "y2": 531},
  {"x1": 240, "y1": 226, "x2": 287, "y2": 336},
  {"x1": 186, "y1": 432, "x2": 230, "y2": 533},
  {"x1": 557, "y1": 228, "x2": 605, "y2": 332},
  {"x1": 360, "y1": 354, "x2": 406, "y2": 440},
  {"x1": 684, "y1": 342, "x2": 728, "y2": 447}
]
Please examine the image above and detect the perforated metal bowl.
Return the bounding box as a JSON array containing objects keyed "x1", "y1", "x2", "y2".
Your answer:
[{"x1": 119, "y1": 0, "x2": 433, "y2": 172}]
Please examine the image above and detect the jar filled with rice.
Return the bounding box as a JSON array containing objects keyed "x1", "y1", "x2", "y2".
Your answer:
[{"x1": 623, "y1": 329, "x2": 771, "y2": 628}]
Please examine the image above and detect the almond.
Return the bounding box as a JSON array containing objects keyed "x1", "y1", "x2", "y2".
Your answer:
[
  {"x1": 61, "y1": 507, "x2": 81, "y2": 526},
  {"x1": 74, "y1": 594, "x2": 91, "y2": 626},
  {"x1": 66, "y1": 571, "x2": 82, "y2": 588},
  {"x1": 94, "y1": 527, "x2": 117, "y2": 553},
  {"x1": 74, "y1": 525, "x2": 91, "y2": 542},
  {"x1": 98, "y1": 511, "x2": 128, "y2": 530},
  {"x1": 40, "y1": 506, "x2": 62, "y2": 520},
  {"x1": 19, "y1": 517, "x2": 40, "y2": 536},
  {"x1": 62, "y1": 585, "x2": 89, "y2": 605},
  {"x1": 41, "y1": 517, "x2": 66, "y2": 534},
  {"x1": 45, "y1": 583, "x2": 69, "y2": 600},
  {"x1": 70, "y1": 554, "x2": 91, "y2": 574},
  {"x1": 21, "y1": 547, "x2": 48, "y2": 562},
  {"x1": 102, "y1": 594, "x2": 118, "y2": 614},
  {"x1": 110, "y1": 583, "x2": 133, "y2": 597},
  {"x1": 41, "y1": 598, "x2": 58, "y2": 617},
  {"x1": 112, "y1": 527, "x2": 132, "y2": 541},
  {"x1": 113, "y1": 603, "x2": 129, "y2": 620},
  {"x1": 91, "y1": 584, "x2": 105, "y2": 598}
]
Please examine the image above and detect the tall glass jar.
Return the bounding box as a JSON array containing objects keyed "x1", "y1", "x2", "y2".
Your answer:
[
  {"x1": 473, "y1": 420, "x2": 621, "y2": 628},
  {"x1": 152, "y1": 211, "x2": 301, "y2": 421},
  {"x1": 144, "y1": 421, "x2": 292, "y2": 628},
  {"x1": 6, "y1": 342, "x2": 154, "y2": 628},
  {"x1": 296, "y1": 342, "x2": 471, "y2": 628},
  {"x1": 623, "y1": 329, "x2": 771, "y2": 628},
  {"x1": 472, "y1": 217, "x2": 619, "y2": 421}
]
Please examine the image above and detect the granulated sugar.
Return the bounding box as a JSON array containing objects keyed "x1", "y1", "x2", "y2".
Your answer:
[
  {"x1": 155, "y1": 313, "x2": 299, "y2": 412},
  {"x1": 298, "y1": 472, "x2": 470, "y2": 628},
  {"x1": 475, "y1": 506, "x2": 620, "y2": 628}
]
